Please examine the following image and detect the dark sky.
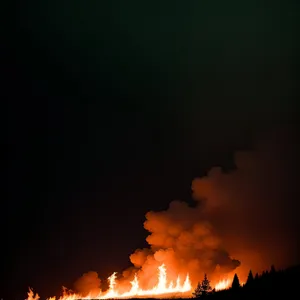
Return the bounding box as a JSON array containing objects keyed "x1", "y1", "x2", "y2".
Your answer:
[{"x1": 4, "y1": 0, "x2": 300, "y2": 298}]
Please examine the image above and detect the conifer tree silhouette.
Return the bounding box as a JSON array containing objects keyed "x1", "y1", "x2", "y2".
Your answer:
[
  {"x1": 193, "y1": 274, "x2": 212, "y2": 298},
  {"x1": 231, "y1": 273, "x2": 240, "y2": 290},
  {"x1": 270, "y1": 265, "x2": 276, "y2": 274},
  {"x1": 246, "y1": 270, "x2": 254, "y2": 286},
  {"x1": 193, "y1": 282, "x2": 202, "y2": 298}
]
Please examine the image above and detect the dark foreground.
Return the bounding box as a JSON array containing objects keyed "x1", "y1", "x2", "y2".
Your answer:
[{"x1": 78, "y1": 264, "x2": 300, "y2": 300}]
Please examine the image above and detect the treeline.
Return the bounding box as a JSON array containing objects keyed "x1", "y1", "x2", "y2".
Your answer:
[{"x1": 193, "y1": 264, "x2": 300, "y2": 299}]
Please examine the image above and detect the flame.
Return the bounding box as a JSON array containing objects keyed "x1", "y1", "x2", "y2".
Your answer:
[
  {"x1": 26, "y1": 264, "x2": 192, "y2": 300},
  {"x1": 27, "y1": 289, "x2": 40, "y2": 300},
  {"x1": 215, "y1": 279, "x2": 231, "y2": 291}
]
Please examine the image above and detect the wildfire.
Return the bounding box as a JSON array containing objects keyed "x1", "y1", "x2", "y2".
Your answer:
[
  {"x1": 214, "y1": 279, "x2": 231, "y2": 291},
  {"x1": 26, "y1": 264, "x2": 192, "y2": 300}
]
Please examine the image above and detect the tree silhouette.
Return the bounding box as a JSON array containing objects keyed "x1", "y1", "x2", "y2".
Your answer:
[
  {"x1": 193, "y1": 274, "x2": 212, "y2": 298},
  {"x1": 231, "y1": 273, "x2": 240, "y2": 290},
  {"x1": 190, "y1": 265, "x2": 299, "y2": 298},
  {"x1": 193, "y1": 282, "x2": 202, "y2": 298},
  {"x1": 245, "y1": 270, "x2": 254, "y2": 286},
  {"x1": 201, "y1": 273, "x2": 212, "y2": 294},
  {"x1": 270, "y1": 265, "x2": 276, "y2": 274}
]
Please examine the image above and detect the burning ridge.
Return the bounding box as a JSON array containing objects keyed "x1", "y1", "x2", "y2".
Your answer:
[{"x1": 26, "y1": 128, "x2": 299, "y2": 300}]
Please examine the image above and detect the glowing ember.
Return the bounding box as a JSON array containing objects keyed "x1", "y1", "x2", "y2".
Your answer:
[
  {"x1": 215, "y1": 279, "x2": 231, "y2": 291},
  {"x1": 26, "y1": 264, "x2": 192, "y2": 300}
]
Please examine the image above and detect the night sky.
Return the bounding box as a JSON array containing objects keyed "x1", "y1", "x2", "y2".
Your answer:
[{"x1": 4, "y1": 1, "x2": 300, "y2": 298}]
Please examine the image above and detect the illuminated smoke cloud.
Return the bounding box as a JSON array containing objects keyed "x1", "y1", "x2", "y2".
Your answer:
[
  {"x1": 127, "y1": 199, "x2": 240, "y2": 288},
  {"x1": 126, "y1": 127, "x2": 299, "y2": 285},
  {"x1": 74, "y1": 271, "x2": 101, "y2": 297}
]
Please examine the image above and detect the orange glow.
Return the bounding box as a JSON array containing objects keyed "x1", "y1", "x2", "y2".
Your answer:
[{"x1": 26, "y1": 264, "x2": 192, "y2": 300}]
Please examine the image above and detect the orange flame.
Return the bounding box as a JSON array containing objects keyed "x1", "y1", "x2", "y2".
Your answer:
[
  {"x1": 27, "y1": 288, "x2": 40, "y2": 300},
  {"x1": 26, "y1": 264, "x2": 192, "y2": 300},
  {"x1": 215, "y1": 279, "x2": 231, "y2": 291}
]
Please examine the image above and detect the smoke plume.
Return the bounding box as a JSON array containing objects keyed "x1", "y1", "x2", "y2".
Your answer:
[
  {"x1": 77, "y1": 127, "x2": 299, "y2": 290},
  {"x1": 74, "y1": 271, "x2": 101, "y2": 297},
  {"x1": 125, "y1": 127, "x2": 299, "y2": 286}
]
